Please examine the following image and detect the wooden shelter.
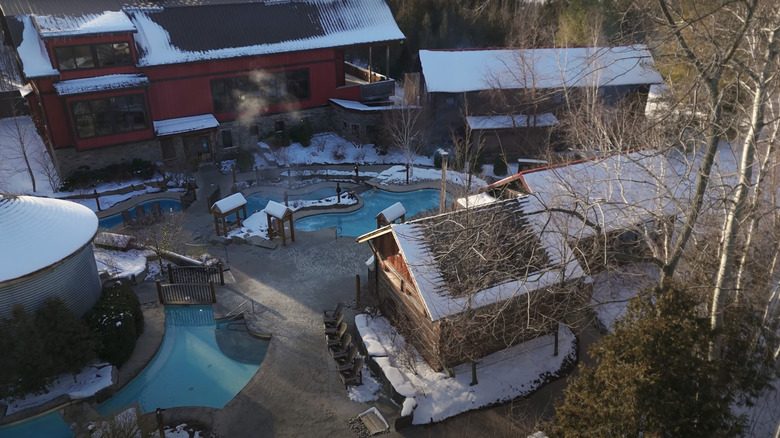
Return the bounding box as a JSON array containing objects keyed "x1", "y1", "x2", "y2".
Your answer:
[
  {"x1": 211, "y1": 192, "x2": 248, "y2": 237},
  {"x1": 357, "y1": 197, "x2": 585, "y2": 370},
  {"x1": 375, "y1": 201, "x2": 406, "y2": 228},
  {"x1": 265, "y1": 200, "x2": 295, "y2": 246}
]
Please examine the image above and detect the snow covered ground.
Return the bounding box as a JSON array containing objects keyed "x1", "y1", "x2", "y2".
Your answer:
[
  {"x1": 2, "y1": 363, "x2": 114, "y2": 415},
  {"x1": 355, "y1": 314, "x2": 576, "y2": 424}
]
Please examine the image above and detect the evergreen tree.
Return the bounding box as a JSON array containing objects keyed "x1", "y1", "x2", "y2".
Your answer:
[
  {"x1": 553, "y1": 283, "x2": 743, "y2": 437},
  {"x1": 35, "y1": 298, "x2": 99, "y2": 377}
]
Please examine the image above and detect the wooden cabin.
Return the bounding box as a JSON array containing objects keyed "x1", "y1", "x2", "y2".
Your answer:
[{"x1": 357, "y1": 197, "x2": 585, "y2": 371}]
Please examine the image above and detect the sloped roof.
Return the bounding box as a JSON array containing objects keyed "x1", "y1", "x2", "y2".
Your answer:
[
  {"x1": 0, "y1": 195, "x2": 98, "y2": 283},
  {"x1": 53, "y1": 73, "x2": 148, "y2": 96},
  {"x1": 420, "y1": 45, "x2": 663, "y2": 93},
  {"x1": 153, "y1": 114, "x2": 218, "y2": 136},
  {"x1": 212, "y1": 192, "x2": 246, "y2": 214},
  {"x1": 387, "y1": 197, "x2": 584, "y2": 321},
  {"x1": 34, "y1": 10, "x2": 136, "y2": 38},
  {"x1": 127, "y1": 0, "x2": 404, "y2": 66},
  {"x1": 9, "y1": 16, "x2": 59, "y2": 78},
  {"x1": 520, "y1": 151, "x2": 682, "y2": 238}
]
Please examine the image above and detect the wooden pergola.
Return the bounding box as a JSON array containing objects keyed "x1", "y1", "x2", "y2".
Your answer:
[
  {"x1": 376, "y1": 201, "x2": 406, "y2": 228},
  {"x1": 211, "y1": 192, "x2": 248, "y2": 237},
  {"x1": 265, "y1": 200, "x2": 295, "y2": 246}
]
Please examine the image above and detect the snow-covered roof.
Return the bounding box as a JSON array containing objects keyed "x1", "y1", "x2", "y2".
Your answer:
[
  {"x1": 13, "y1": 16, "x2": 59, "y2": 78},
  {"x1": 211, "y1": 192, "x2": 246, "y2": 214},
  {"x1": 53, "y1": 73, "x2": 148, "y2": 96},
  {"x1": 377, "y1": 202, "x2": 406, "y2": 223},
  {"x1": 153, "y1": 114, "x2": 218, "y2": 137},
  {"x1": 466, "y1": 113, "x2": 558, "y2": 130},
  {"x1": 0, "y1": 195, "x2": 98, "y2": 283},
  {"x1": 264, "y1": 200, "x2": 291, "y2": 219},
  {"x1": 389, "y1": 198, "x2": 584, "y2": 321},
  {"x1": 420, "y1": 45, "x2": 662, "y2": 93},
  {"x1": 34, "y1": 11, "x2": 136, "y2": 38},
  {"x1": 127, "y1": 0, "x2": 405, "y2": 67},
  {"x1": 520, "y1": 151, "x2": 681, "y2": 238},
  {"x1": 454, "y1": 192, "x2": 498, "y2": 209},
  {"x1": 330, "y1": 98, "x2": 398, "y2": 112}
]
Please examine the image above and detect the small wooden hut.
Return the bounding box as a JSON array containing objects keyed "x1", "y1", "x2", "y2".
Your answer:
[
  {"x1": 265, "y1": 200, "x2": 295, "y2": 246},
  {"x1": 375, "y1": 202, "x2": 406, "y2": 228},
  {"x1": 357, "y1": 197, "x2": 585, "y2": 371},
  {"x1": 211, "y1": 192, "x2": 248, "y2": 237}
]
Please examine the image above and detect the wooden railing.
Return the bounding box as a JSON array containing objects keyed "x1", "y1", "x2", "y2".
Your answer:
[
  {"x1": 156, "y1": 281, "x2": 216, "y2": 305},
  {"x1": 167, "y1": 263, "x2": 224, "y2": 286}
]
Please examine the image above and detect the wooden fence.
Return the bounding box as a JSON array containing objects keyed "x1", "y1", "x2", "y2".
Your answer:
[
  {"x1": 167, "y1": 263, "x2": 224, "y2": 286},
  {"x1": 156, "y1": 281, "x2": 216, "y2": 305}
]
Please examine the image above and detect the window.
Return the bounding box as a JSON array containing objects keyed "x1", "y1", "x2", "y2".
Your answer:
[
  {"x1": 71, "y1": 94, "x2": 148, "y2": 139},
  {"x1": 210, "y1": 68, "x2": 310, "y2": 113},
  {"x1": 274, "y1": 120, "x2": 285, "y2": 133},
  {"x1": 365, "y1": 125, "x2": 376, "y2": 137},
  {"x1": 160, "y1": 138, "x2": 176, "y2": 160},
  {"x1": 351, "y1": 124, "x2": 360, "y2": 136},
  {"x1": 54, "y1": 42, "x2": 133, "y2": 71},
  {"x1": 221, "y1": 129, "x2": 234, "y2": 148},
  {"x1": 249, "y1": 124, "x2": 259, "y2": 136}
]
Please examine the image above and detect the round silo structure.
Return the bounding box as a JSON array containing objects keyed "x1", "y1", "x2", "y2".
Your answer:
[{"x1": 0, "y1": 194, "x2": 102, "y2": 320}]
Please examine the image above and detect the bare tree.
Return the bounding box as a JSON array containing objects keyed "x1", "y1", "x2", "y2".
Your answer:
[
  {"x1": 450, "y1": 99, "x2": 486, "y2": 194},
  {"x1": 0, "y1": 114, "x2": 37, "y2": 193},
  {"x1": 130, "y1": 212, "x2": 190, "y2": 273},
  {"x1": 384, "y1": 77, "x2": 424, "y2": 184}
]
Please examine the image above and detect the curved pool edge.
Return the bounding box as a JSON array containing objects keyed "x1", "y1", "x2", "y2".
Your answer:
[{"x1": 96, "y1": 192, "x2": 185, "y2": 219}]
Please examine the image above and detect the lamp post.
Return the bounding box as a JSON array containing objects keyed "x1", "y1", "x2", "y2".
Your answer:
[{"x1": 440, "y1": 151, "x2": 448, "y2": 213}]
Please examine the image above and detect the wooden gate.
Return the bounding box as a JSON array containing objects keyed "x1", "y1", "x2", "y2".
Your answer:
[
  {"x1": 167, "y1": 263, "x2": 224, "y2": 286},
  {"x1": 156, "y1": 281, "x2": 216, "y2": 305}
]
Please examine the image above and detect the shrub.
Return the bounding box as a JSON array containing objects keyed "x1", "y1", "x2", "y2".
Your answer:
[
  {"x1": 60, "y1": 160, "x2": 158, "y2": 191},
  {"x1": 0, "y1": 300, "x2": 98, "y2": 398},
  {"x1": 86, "y1": 282, "x2": 144, "y2": 367},
  {"x1": 433, "y1": 149, "x2": 443, "y2": 169},
  {"x1": 235, "y1": 148, "x2": 255, "y2": 172},
  {"x1": 492, "y1": 155, "x2": 508, "y2": 176},
  {"x1": 289, "y1": 122, "x2": 313, "y2": 147}
]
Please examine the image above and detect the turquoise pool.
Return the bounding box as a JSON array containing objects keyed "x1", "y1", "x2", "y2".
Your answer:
[
  {"x1": 98, "y1": 198, "x2": 182, "y2": 229},
  {"x1": 98, "y1": 305, "x2": 267, "y2": 416},
  {"x1": 295, "y1": 189, "x2": 450, "y2": 237},
  {"x1": 0, "y1": 412, "x2": 73, "y2": 438},
  {"x1": 246, "y1": 187, "x2": 338, "y2": 213}
]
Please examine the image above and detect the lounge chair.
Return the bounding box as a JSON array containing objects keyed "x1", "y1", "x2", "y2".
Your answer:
[
  {"x1": 324, "y1": 313, "x2": 344, "y2": 331},
  {"x1": 324, "y1": 303, "x2": 344, "y2": 326},
  {"x1": 332, "y1": 344, "x2": 357, "y2": 362},
  {"x1": 336, "y1": 347, "x2": 359, "y2": 372},
  {"x1": 134, "y1": 205, "x2": 148, "y2": 224},
  {"x1": 329, "y1": 333, "x2": 351, "y2": 353},
  {"x1": 121, "y1": 210, "x2": 135, "y2": 227},
  {"x1": 339, "y1": 357, "x2": 363, "y2": 387},
  {"x1": 326, "y1": 322, "x2": 347, "y2": 342}
]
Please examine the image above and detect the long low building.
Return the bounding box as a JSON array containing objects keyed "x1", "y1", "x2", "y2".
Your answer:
[{"x1": 0, "y1": 194, "x2": 102, "y2": 320}]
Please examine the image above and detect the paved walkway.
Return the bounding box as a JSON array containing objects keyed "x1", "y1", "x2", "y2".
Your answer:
[{"x1": 113, "y1": 163, "x2": 596, "y2": 437}]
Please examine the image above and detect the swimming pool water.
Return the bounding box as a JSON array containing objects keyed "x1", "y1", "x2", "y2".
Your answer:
[
  {"x1": 246, "y1": 187, "x2": 338, "y2": 213},
  {"x1": 295, "y1": 189, "x2": 450, "y2": 237},
  {"x1": 98, "y1": 198, "x2": 182, "y2": 229},
  {"x1": 98, "y1": 305, "x2": 266, "y2": 416},
  {"x1": 0, "y1": 412, "x2": 73, "y2": 438}
]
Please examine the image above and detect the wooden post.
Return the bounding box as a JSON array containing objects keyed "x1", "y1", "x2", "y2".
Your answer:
[
  {"x1": 232, "y1": 165, "x2": 237, "y2": 184},
  {"x1": 385, "y1": 44, "x2": 390, "y2": 78},
  {"x1": 210, "y1": 281, "x2": 216, "y2": 303},
  {"x1": 289, "y1": 215, "x2": 295, "y2": 242},
  {"x1": 156, "y1": 281, "x2": 163, "y2": 304},
  {"x1": 440, "y1": 152, "x2": 448, "y2": 213},
  {"x1": 553, "y1": 325, "x2": 559, "y2": 357},
  {"x1": 368, "y1": 46, "x2": 373, "y2": 83},
  {"x1": 470, "y1": 361, "x2": 478, "y2": 386},
  {"x1": 218, "y1": 263, "x2": 225, "y2": 286},
  {"x1": 156, "y1": 408, "x2": 165, "y2": 438},
  {"x1": 279, "y1": 219, "x2": 286, "y2": 246},
  {"x1": 355, "y1": 274, "x2": 361, "y2": 304},
  {"x1": 94, "y1": 190, "x2": 101, "y2": 211},
  {"x1": 214, "y1": 215, "x2": 221, "y2": 237},
  {"x1": 167, "y1": 263, "x2": 174, "y2": 284}
]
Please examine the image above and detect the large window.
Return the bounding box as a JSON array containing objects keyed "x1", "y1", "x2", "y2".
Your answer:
[
  {"x1": 71, "y1": 94, "x2": 148, "y2": 139},
  {"x1": 211, "y1": 68, "x2": 310, "y2": 113},
  {"x1": 54, "y1": 42, "x2": 132, "y2": 71}
]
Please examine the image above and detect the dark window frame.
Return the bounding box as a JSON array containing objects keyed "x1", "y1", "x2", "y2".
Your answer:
[
  {"x1": 210, "y1": 68, "x2": 310, "y2": 114},
  {"x1": 70, "y1": 93, "x2": 148, "y2": 139},
  {"x1": 54, "y1": 42, "x2": 133, "y2": 71}
]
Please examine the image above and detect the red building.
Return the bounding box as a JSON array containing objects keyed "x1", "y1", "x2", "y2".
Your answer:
[{"x1": 0, "y1": 0, "x2": 404, "y2": 178}]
